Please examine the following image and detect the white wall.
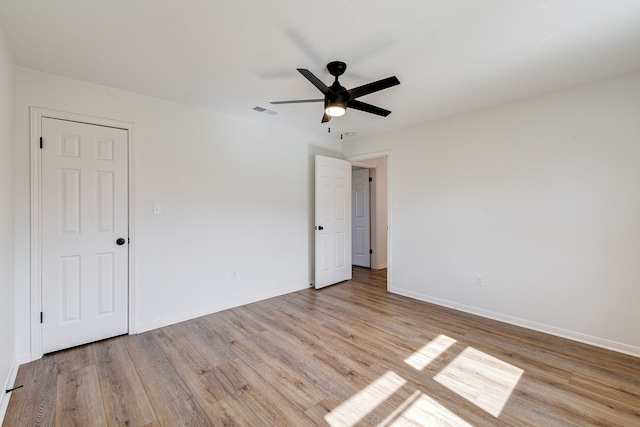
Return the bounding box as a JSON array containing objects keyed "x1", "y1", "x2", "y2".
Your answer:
[
  {"x1": 0, "y1": 24, "x2": 16, "y2": 419},
  {"x1": 13, "y1": 67, "x2": 341, "y2": 358},
  {"x1": 343, "y1": 71, "x2": 640, "y2": 355}
]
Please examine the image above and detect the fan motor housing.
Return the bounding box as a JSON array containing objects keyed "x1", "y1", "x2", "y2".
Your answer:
[{"x1": 327, "y1": 61, "x2": 347, "y2": 77}]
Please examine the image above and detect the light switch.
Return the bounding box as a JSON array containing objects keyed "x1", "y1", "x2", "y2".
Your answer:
[{"x1": 153, "y1": 203, "x2": 161, "y2": 215}]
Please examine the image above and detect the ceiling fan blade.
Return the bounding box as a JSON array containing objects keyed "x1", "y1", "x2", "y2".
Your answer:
[
  {"x1": 348, "y1": 100, "x2": 392, "y2": 117},
  {"x1": 270, "y1": 99, "x2": 324, "y2": 104},
  {"x1": 321, "y1": 112, "x2": 332, "y2": 123},
  {"x1": 297, "y1": 68, "x2": 332, "y2": 95},
  {"x1": 348, "y1": 76, "x2": 400, "y2": 99}
]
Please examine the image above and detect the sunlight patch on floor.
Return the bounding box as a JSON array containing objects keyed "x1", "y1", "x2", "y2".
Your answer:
[
  {"x1": 434, "y1": 347, "x2": 523, "y2": 416},
  {"x1": 380, "y1": 390, "x2": 474, "y2": 426},
  {"x1": 404, "y1": 334, "x2": 457, "y2": 370},
  {"x1": 324, "y1": 371, "x2": 406, "y2": 426}
]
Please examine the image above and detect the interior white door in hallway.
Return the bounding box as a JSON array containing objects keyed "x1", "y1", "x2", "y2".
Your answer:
[
  {"x1": 41, "y1": 117, "x2": 129, "y2": 353},
  {"x1": 315, "y1": 155, "x2": 352, "y2": 289},
  {"x1": 352, "y1": 168, "x2": 371, "y2": 268}
]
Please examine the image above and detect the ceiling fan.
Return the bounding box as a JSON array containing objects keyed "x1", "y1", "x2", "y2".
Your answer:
[{"x1": 271, "y1": 61, "x2": 400, "y2": 123}]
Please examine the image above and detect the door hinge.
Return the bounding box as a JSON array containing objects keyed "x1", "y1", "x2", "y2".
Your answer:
[
  {"x1": 39, "y1": 137, "x2": 43, "y2": 149},
  {"x1": 369, "y1": 177, "x2": 372, "y2": 182},
  {"x1": 40, "y1": 312, "x2": 43, "y2": 323},
  {"x1": 369, "y1": 249, "x2": 373, "y2": 254}
]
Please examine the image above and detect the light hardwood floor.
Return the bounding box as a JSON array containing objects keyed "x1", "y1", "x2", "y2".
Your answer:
[{"x1": 4, "y1": 267, "x2": 640, "y2": 426}]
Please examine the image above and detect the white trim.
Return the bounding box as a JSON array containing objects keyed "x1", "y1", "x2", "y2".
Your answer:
[
  {"x1": 391, "y1": 286, "x2": 640, "y2": 358},
  {"x1": 346, "y1": 150, "x2": 392, "y2": 290},
  {"x1": 29, "y1": 107, "x2": 136, "y2": 360},
  {"x1": 0, "y1": 358, "x2": 19, "y2": 423},
  {"x1": 14, "y1": 353, "x2": 31, "y2": 366},
  {"x1": 350, "y1": 161, "x2": 377, "y2": 169}
]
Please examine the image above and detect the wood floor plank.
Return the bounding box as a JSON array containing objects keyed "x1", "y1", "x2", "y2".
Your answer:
[
  {"x1": 570, "y1": 368, "x2": 640, "y2": 416},
  {"x1": 3, "y1": 354, "x2": 57, "y2": 427},
  {"x1": 203, "y1": 397, "x2": 262, "y2": 426},
  {"x1": 223, "y1": 358, "x2": 313, "y2": 427},
  {"x1": 218, "y1": 306, "x2": 267, "y2": 336},
  {"x1": 304, "y1": 396, "x2": 342, "y2": 426},
  {"x1": 247, "y1": 329, "x2": 363, "y2": 404},
  {"x1": 265, "y1": 307, "x2": 380, "y2": 369},
  {"x1": 150, "y1": 324, "x2": 233, "y2": 405},
  {"x1": 55, "y1": 365, "x2": 107, "y2": 427},
  {"x1": 208, "y1": 360, "x2": 278, "y2": 426},
  {"x1": 54, "y1": 343, "x2": 95, "y2": 374},
  {"x1": 460, "y1": 328, "x2": 576, "y2": 383},
  {"x1": 131, "y1": 331, "x2": 212, "y2": 426},
  {"x1": 123, "y1": 331, "x2": 170, "y2": 371},
  {"x1": 4, "y1": 266, "x2": 640, "y2": 426},
  {"x1": 240, "y1": 296, "x2": 279, "y2": 316},
  {"x1": 93, "y1": 337, "x2": 157, "y2": 426},
  {"x1": 314, "y1": 336, "x2": 501, "y2": 426},
  {"x1": 508, "y1": 373, "x2": 636, "y2": 427},
  {"x1": 178, "y1": 317, "x2": 237, "y2": 367},
  {"x1": 213, "y1": 322, "x2": 327, "y2": 411}
]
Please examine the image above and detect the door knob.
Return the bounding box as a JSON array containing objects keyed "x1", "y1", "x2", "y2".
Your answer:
[
  {"x1": 315, "y1": 226, "x2": 324, "y2": 230},
  {"x1": 116, "y1": 238, "x2": 126, "y2": 246}
]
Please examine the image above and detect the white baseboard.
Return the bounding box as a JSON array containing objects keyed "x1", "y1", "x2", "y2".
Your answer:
[
  {"x1": 0, "y1": 358, "x2": 20, "y2": 424},
  {"x1": 15, "y1": 353, "x2": 31, "y2": 365},
  {"x1": 135, "y1": 283, "x2": 308, "y2": 334},
  {"x1": 390, "y1": 286, "x2": 640, "y2": 358}
]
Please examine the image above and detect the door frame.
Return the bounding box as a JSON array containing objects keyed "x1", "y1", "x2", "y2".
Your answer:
[
  {"x1": 30, "y1": 107, "x2": 136, "y2": 360},
  {"x1": 347, "y1": 151, "x2": 391, "y2": 290}
]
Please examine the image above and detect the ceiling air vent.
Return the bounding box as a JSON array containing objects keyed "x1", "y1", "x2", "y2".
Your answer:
[{"x1": 252, "y1": 106, "x2": 277, "y2": 115}]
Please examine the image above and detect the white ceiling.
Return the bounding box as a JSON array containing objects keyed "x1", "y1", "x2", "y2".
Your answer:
[{"x1": 1, "y1": 0, "x2": 640, "y2": 140}]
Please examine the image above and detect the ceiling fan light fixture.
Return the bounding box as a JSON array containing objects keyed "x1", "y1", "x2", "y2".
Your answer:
[
  {"x1": 325, "y1": 102, "x2": 346, "y2": 117},
  {"x1": 271, "y1": 61, "x2": 400, "y2": 123}
]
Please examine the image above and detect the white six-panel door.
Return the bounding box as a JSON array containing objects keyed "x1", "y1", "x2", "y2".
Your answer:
[
  {"x1": 41, "y1": 117, "x2": 129, "y2": 353},
  {"x1": 315, "y1": 155, "x2": 352, "y2": 289},
  {"x1": 352, "y1": 168, "x2": 371, "y2": 268}
]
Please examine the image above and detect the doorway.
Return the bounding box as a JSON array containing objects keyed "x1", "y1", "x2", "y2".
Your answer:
[
  {"x1": 30, "y1": 107, "x2": 135, "y2": 359},
  {"x1": 350, "y1": 155, "x2": 389, "y2": 273}
]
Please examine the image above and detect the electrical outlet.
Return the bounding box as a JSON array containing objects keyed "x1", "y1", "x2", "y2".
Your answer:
[{"x1": 475, "y1": 275, "x2": 484, "y2": 287}]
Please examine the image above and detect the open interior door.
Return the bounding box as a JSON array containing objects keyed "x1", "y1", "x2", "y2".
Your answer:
[
  {"x1": 315, "y1": 155, "x2": 352, "y2": 289},
  {"x1": 352, "y1": 168, "x2": 371, "y2": 268}
]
